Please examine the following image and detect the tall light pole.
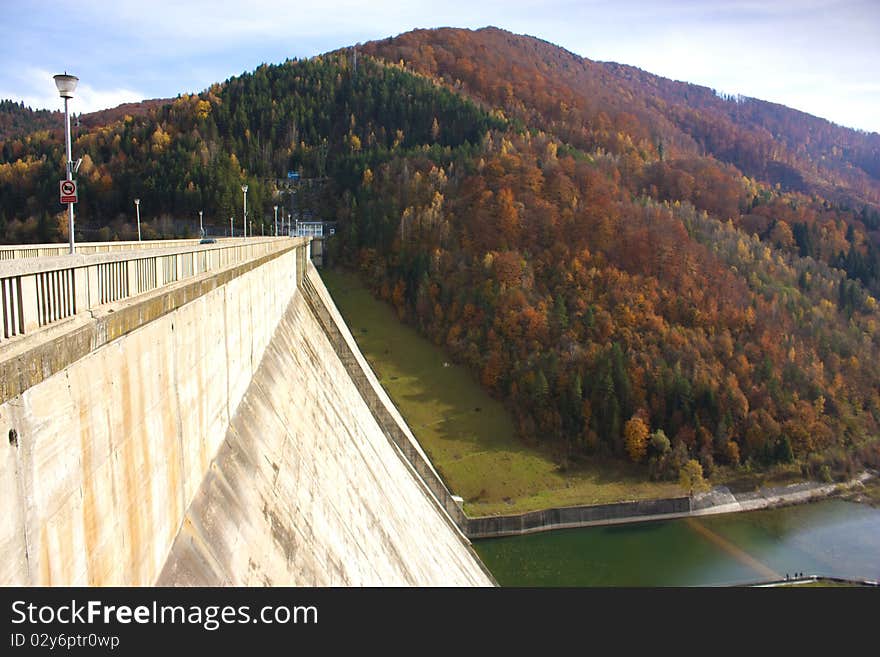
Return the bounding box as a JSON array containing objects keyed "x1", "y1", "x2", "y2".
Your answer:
[
  {"x1": 241, "y1": 185, "x2": 248, "y2": 238},
  {"x1": 199, "y1": 210, "x2": 203, "y2": 237},
  {"x1": 273, "y1": 205, "x2": 278, "y2": 237},
  {"x1": 229, "y1": 216, "x2": 233, "y2": 237},
  {"x1": 54, "y1": 72, "x2": 78, "y2": 254},
  {"x1": 287, "y1": 214, "x2": 292, "y2": 237},
  {"x1": 134, "y1": 198, "x2": 141, "y2": 241}
]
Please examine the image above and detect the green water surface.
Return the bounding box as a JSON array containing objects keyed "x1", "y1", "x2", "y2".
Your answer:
[{"x1": 474, "y1": 500, "x2": 880, "y2": 586}]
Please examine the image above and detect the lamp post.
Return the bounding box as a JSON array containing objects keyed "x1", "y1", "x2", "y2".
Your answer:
[
  {"x1": 134, "y1": 198, "x2": 141, "y2": 241},
  {"x1": 288, "y1": 214, "x2": 292, "y2": 237},
  {"x1": 229, "y1": 216, "x2": 233, "y2": 238},
  {"x1": 199, "y1": 210, "x2": 203, "y2": 238},
  {"x1": 273, "y1": 205, "x2": 278, "y2": 237},
  {"x1": 241, "y1": 185, "x2": 248, "y2": 238},
  {"x1": 54, "y1": 72, "x2": 78, "y2": 254}
]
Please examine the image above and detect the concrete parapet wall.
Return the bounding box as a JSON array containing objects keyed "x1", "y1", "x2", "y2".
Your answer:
[
  {"x1": 466, "y1": 474, "x2": 874, "y2": 538},
  {"x1": 466, "y1": 497, "x2": 692, "y2": 539},
  {"x1": 0, "y1": 244, "x2": 300, "y2": 585}
]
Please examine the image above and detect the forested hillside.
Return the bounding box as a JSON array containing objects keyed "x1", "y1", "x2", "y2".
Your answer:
[
  {"x1": 0, "y1": 56, "x2": 497, "y2": 241},
  {"x1": 0, "y1": 100, "x2": 59, "y2": 141},
  {"x1": 0, "y1": 98, "x2": 167, "y2": 142},
  {"x1": 362, "y1": 28, "x2": 880, "y2": 296},
  {"x1": 362, "y1": 27, "x2": 880, "y2": 205},
  {"x1": 2, "y1": 27, "x2": 879, "y2": 483}
]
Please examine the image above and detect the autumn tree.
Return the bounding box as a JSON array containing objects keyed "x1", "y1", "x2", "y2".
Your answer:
[
  {"x1": 624, "y1": 416, "x2": 649, "y2": 463},
  {"x1": 679, "y1": 459, "x2": 709, "y2": 497}
]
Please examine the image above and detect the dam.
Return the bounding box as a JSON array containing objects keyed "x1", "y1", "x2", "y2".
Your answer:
[{"x1": 0, "y1": 238, "x2": 492, "y2": 586}]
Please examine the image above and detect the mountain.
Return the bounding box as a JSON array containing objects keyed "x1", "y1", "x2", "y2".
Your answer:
[
  {"x1": 1, "y1": 27, "x2": 879, "y2": 483},
  {"x1": 361, "y1": 27, "x2": 880, "y2": 207},
  {"x1": 359, "y1": 27, "x2": 880, "y2": 310}
]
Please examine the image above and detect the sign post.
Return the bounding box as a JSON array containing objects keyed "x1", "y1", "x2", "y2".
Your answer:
[{"x1": 54, "y1": 72, "x2": 78, "y2": 254}]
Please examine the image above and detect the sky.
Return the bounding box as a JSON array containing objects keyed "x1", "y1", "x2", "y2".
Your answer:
[{"x1": 2, "y1": 0, "x2": 878, "y2": 133}]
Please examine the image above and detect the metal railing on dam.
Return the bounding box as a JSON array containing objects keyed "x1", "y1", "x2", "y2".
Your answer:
[
  {"x1": 0, "y1": 238, "x2": 214, "y2": 260},
  {"x1": 0, "y1": 238, "x2": 295, "y2": 344}
]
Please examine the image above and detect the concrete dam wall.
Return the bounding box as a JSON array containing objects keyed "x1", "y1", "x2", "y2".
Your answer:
[{"x1": 0, "y1": 239, "x2": 491, "y2": 586}]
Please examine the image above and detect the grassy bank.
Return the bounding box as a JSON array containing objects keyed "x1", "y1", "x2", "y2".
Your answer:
[{"x1": 321, "y1": 268, "x2": 685, "y2": 516}]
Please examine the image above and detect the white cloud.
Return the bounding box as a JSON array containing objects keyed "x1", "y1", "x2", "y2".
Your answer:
[
  {"x1": 73, "y1": 85, "x2": 145, "y2": 114},
  {"x1": 0, "y1": 67, "x2": 144, "y2": 114}
]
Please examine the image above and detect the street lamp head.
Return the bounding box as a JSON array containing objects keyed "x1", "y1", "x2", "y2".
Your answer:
[
  {"x1": 134, "y1": 198, "x2": 140, "y2": 205},
  {"x1": 53, "y1": 73, "x2": 78, "y2": 99},
  {"x1": 241, "y1": 185, "x2": 248, "y2": 193},
  {"x1": 273, "y1": 205, "x2": 278, "y2": 211}
]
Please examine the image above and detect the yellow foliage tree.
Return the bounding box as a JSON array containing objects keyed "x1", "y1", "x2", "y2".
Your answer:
[
  {"x1": 724, "y1": 441, "x2": 740, "y2": 466},
  {"x1": 679, "y1": 459, "x2": 709, "y2": 497},
  {"x1": 624, "y1": 416, "x2": 649, "y2": 462},
  {"x1": 151, "y1": 126, "x2": 171, "y2": 153},
  {"x1": 195, "y1": 99, "x2": 211, "y2": 120}
]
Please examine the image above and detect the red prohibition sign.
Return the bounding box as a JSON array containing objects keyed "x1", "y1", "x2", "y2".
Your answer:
[{"x1": 60, "y1": 179, "x2": 78, "y2": 203}]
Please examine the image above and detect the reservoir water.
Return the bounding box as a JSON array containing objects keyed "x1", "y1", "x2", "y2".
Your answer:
[{"x1": 473, "y1": 499, "x2": 880, "y2": 586}]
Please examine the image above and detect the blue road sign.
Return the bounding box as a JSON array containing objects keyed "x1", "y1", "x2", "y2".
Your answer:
[{"x1": 287, "y1": 171, "x2": 300, "y2": 180}]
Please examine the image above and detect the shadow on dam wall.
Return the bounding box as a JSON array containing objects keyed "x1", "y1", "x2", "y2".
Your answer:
[{"x1": 0, "y1": 241, "x2": 492, "y2": 586}]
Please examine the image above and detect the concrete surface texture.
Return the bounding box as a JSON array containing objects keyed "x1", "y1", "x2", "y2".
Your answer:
[
  {"x1": 0, "y1": 241, "x2": 491, "y2": 586},
  {"x1": 159, "y1": 286, "x2": 491, "y2": 585},
  {"x1": 0, "y1": 245, "x2": 297, "y2": 585},
  {"x1": 301, "y1": 266, "x2": 468, "y2": 528}
]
